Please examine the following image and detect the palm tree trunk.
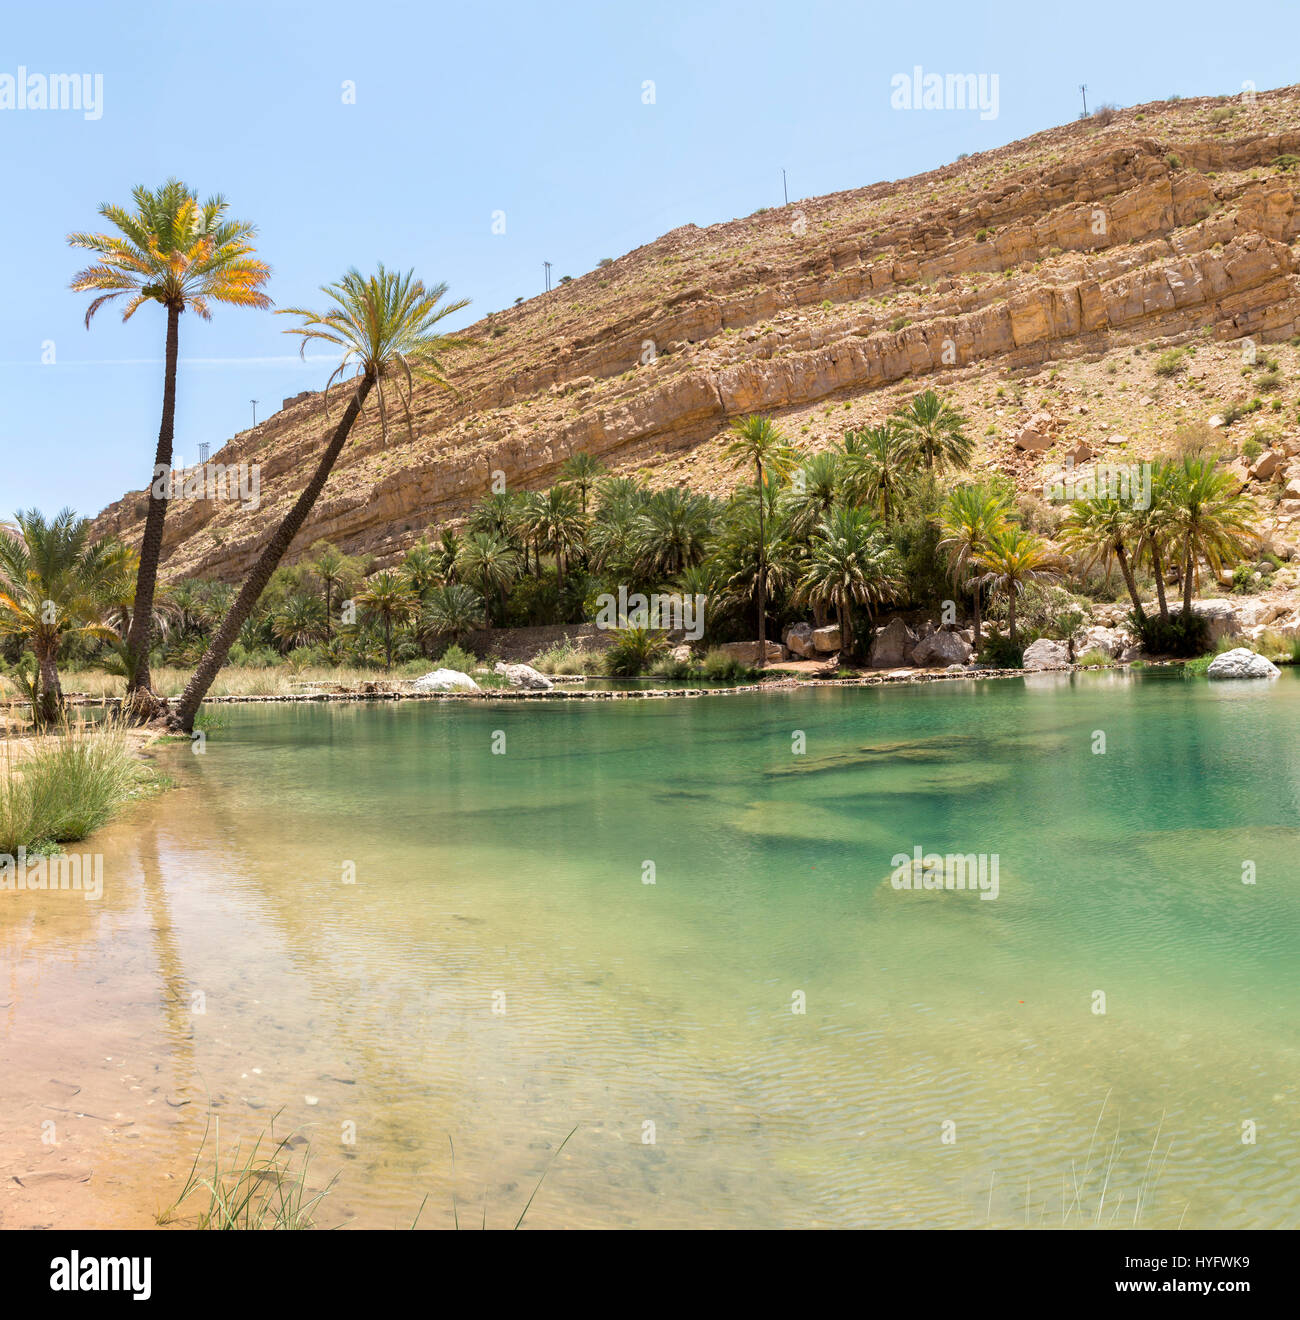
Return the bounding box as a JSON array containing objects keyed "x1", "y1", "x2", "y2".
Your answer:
[
  {"x1": 384, "y1": 615, "x2": 392, "y2": 670},
  {"x1": 1182, "y1": 540, "x2": 1195, "y2": 617},
  {"x1": 972, "y1": 584, "x2": 982, "y2": 644},
  {"x1": 324, "y1": 582, "x2": 333, "y2": 640},
  {"x1": 37, "y1": 648, "x2": 63, "y2": 726},
  {"x1": 170, "y1": 375, "x2": 375, "y2": 731},
  {"x1": 1152, "y1": 544, "x2": 1169, "y2": 623},
  {"x1": 1008, "y1": 591, "x2": 1017, "y2": 648},
  {"x1": 1114, "y1": 540, "x2": 1146, "y2": 625},
  {"x1": 756, "y1": 459, "x2": 766, "y2": 669},
  {"x1": 126, "y1": 302, "x2": 181, "y2": 702}
]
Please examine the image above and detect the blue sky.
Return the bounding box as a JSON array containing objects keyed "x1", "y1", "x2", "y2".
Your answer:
[{"x1": 2, "y1": 0, "x2": 1293, "y2": 517}]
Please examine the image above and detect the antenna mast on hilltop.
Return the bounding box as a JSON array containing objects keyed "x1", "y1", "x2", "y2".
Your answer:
[
  {"x1": 543, "y1": 261, "x2": 552, "y2": 293},
  {"x1": 251, "y1": 399, "x2": 259, "y2": 427},
  {"x1": 782, "y1": 168, "x2": 788, "y2": 206},
  {"x1": 1079, "y1": 84, "x2": 1088, "y2": 119}
]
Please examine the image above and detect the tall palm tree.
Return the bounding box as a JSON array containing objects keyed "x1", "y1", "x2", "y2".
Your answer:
[
  {"x1": 271, "y1": 592, "x2": 327, "y2": 651},
  {"x1": 723, "y1": 415, "x2": 798, "y2": 666},
  {"x1": 421, "y1": 582, "x2": 486, "y2": 649},
  {"x1": 894, "y1": 389, "x2": 972, "y2": 474},
  {"x1": 796, "y1": 506, "x2": 901, "y2": 656},
  {"x1": 783, "y1": 451, "x2": 843, "y2": 542},
  {"x1": 841, "y1": 421, "x2": 915, "y2": 528},
  {"x1": 170, "y1": 266, "x2": 473, "y2": 731},
  {"x1": 938, "y1": 484, "x2": 1011, "y2": 642},
  {"x1": 400, "y1": 540, "x2": 443, "y2": 600},
  {"x1": 357, "y1": 570, "x2": 418, "y2": 670},
  {"x1": 1167, "y1": 457, "x2": 1255, "y2": 617},
  {"x1": 1059, "y1": 495, "x2": 1147, "y2": 624},
  {"x1": 308, "y1": 541, "x2": 349, "y2": 639},
  {"x1": 558, "y1": 451, "x2": 606, "y2": 518},
  {"x1": 0, "y1": 509, "x2": 131, "y2": 725},
  {"x1": 456, "y1": 532, "x2": 521, "y2": 624},
  {"x1": 68, "y1": 180, "x2": 271, "y2": 708},
  {"x1": 534, "y1": 486, "x2": 586, "y2": 589},
  {"x1": 974, "y1": 524, "x2": 1064, "y2": 647},
  {"x1": 633, "y1": 488, "x2": 715, "y2": 579},
  {"x1": 715, "y1": 485, "x2": 798, "y2": 648}
]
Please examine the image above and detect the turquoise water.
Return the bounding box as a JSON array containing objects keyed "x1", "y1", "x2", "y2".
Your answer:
[{"x1": 3, "y1": 670, "x2": 1297, "y2": 1227}]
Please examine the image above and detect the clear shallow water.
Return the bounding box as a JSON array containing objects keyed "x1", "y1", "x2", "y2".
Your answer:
[{"x1": 2, "y1": 671, "x2": 1297, "y2": 1228}]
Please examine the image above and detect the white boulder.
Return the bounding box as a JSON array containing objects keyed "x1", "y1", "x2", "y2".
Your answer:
[
  {"x1": 494, "y1": 661, "x2": 553, "y2": 691},
  {"x1": 1206, "y1": 648, "x2": 1280, "y2": 679},
  {"x1": 413, "y1": 668, "x2": 480, "y2": 693},
  {"x1": 1021, "y1": 638, "x2": 1071, "y2": 670}
]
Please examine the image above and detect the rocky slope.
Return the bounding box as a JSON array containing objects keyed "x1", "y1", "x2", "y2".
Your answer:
[{"x1": 93, "y1": 86, "x2": 1300, "y2": 580}]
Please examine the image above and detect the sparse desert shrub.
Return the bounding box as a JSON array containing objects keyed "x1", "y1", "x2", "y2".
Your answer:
[{"x1": 1154, "y1": 348, "x2": 1187, "y2": 377}]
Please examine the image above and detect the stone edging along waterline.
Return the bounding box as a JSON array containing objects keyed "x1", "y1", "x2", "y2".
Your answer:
[{"x1": 21, "y1": 660, "x2": 1192, "y2": 713}]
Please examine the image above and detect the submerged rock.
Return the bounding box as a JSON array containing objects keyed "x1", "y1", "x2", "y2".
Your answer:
[
  {"x1": 412, "y1": 668, "x2": 480, "y2": 692},
  {"x1": 1206, "y1": 648, "x2": 1280, "y2": 679}
]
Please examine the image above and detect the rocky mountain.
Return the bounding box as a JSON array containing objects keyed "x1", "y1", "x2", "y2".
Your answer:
[{"x1": 93, "y1": 86, "x2": 1300, "y2": 580}]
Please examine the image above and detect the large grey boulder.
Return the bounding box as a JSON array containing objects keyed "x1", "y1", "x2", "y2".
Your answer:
[
  {"x1": 784, "y1": 623, "x2": 817, "y2": 658},
  {"x1": 810, "y1": 625, "x2": 841, "y2": 654},
  {"x1": 1206, "y1": 648, "x2": 1280, "y2": 680},
  {"x1": 413, "y1": 668, "x2": 480, "y2": 693},
  {"x1": 494, "y1": 661, "x2": 553, "y2": 691},
  {"x1": 1021, "y1": 638, "x2": 1071, "y2": 671},
  {"x1": 868, "y1": 618, "x2": 918, "y2": 667},
  {"x1": 910, "y1": 630, "x2": 974, "y2": 667}
]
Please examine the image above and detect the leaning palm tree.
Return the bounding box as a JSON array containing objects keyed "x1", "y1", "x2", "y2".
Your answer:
[
  {"x1": 68, "y1": 180, "x2": 271, "y2": 709},
  {"x1": 893, "y1": 389, "x2": 972, "y2": 474},
  {"x1": 841, "y1": 421, "x2": 916, "y2": 528},
  {"x1": 356, "y1": 570, "x2": 418, "y2": 671},
  {"x1": 1059, "y1": 495, "x2": 1146, "y2": 624},
  {"x1": 169, "y1": 266, "x2": 473, "y2": 731},
  {"x1": 973, "y1": 524, "x2": 1065, "y2": 647},
  {"x1": 939, "y1": 483, "x2": 1012, "y2": 642},
  {"x1": 796, "y1": 506, "x2": 901, "y2": 656},
  {"x1": 420, "y1": 582, "x2": 486, "y2": 649},
  {"x1": 1127, "y1": 461, "x2": 1179, "y2": 625},
  {"x1": 723, "y1": 415, "x2": 798, "y2": 667},
  {"x1": 1167, "y1": 457, "x2": 1255, "y2": 617},
  {"x1": 0, "y1": 509, "x2": 131, "y2": 725}
]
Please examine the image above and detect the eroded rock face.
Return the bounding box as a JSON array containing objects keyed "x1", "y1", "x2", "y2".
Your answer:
[
  {"x1": 412, "y1": 668, "x2": 480, "y2": 692},
  {"x1": 910, "y1": 630, "x2": 974, "y2": 667},
  {"x1": 784, "y1": 623, "x2": 817, "y2": 658},
  {"x1": 494, "y1": 661, "x2": 553, "y2": 690},
  {"x1": 88, "y1": 112, "x2": 1300, "y2": 586},
  {"x1": 1206, "y1": 647, "x2": 1280, "y2": 679},
  {"x1": 1072, "y1": 624, "x2": 1130, "y2": 657},
  {"x1": 1021, "y1": 638, "x2": 1071, "y2": 670},
  {"x1": 868, "y1": 618, "x2": 918, "y2": 667}
]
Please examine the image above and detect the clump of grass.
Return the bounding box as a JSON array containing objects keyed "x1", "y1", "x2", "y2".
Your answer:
[
  {"x1": 603, "y1": 626, "x2": 668, "y2": 676},
  {"x1": 530, "y1": 640, "x2": 595, "y2": 675},
  {"x1": 1076, "y1": 648, "x2": 1113, "y2": 667},
  {"x1": 435, "y1": 643, "x2": 478, "y2": 674},
  {"x1": 159, "y1": 1110, "x2": 333, "y2": 1230},
  {"x1": 0, "y1": 721, "x2": 146, "y2": 855},
  {"x1": 699, "y1": 649, "x2": 757, "y2": 681}
]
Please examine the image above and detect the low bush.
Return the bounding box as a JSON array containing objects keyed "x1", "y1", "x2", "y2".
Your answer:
[{"x1": 1132, "y1": 610, "x2": 1210, "y2": 657}]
